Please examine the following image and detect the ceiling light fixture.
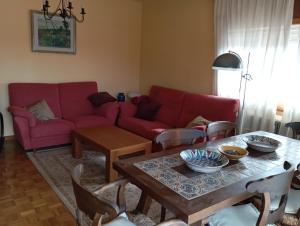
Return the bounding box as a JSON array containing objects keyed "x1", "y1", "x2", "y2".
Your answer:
[{"x1": 42, "y1": 0, "x2": 86, "y2": 28}]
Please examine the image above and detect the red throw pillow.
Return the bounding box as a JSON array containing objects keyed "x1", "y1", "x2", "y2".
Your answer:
[
  {"x1": 131, "y1": 95, "x2": 150, "y2": 105},
  {"x1": 88, "y1": 92, "x2": 116, "y2": 107},
  {"x1": 135, "y1": 98, "x2": 161, "y2": 121}
]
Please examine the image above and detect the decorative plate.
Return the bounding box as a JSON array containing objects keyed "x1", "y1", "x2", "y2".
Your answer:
[
  {"x1": 218, "y1": 145, "x2": 248, "y2": 160},
  {"x1": 243, "y1": 135, "x2": 281, "y2": 153},
  {"x1": 180, "y1": 149, "x2": 229, "y2": 173}
]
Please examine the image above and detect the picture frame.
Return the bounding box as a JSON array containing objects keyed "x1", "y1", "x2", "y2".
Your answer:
[{"x1": 31, "y1": 10, "x2": 76, "y2": 54}]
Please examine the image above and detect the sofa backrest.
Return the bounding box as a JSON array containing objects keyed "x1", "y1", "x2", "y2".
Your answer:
[
  {"x1": 9, "y1": 83, "x2": 62, "y2": 117},
  {"x1": 177, "y1": 92, "x2": 240, "y2": 128},
  {"x1": 59, "y1": 82, "x2": 97, "y2": 119},
  {"x1": 149, "y1": 86, "x2": 185, "y2": 127}
]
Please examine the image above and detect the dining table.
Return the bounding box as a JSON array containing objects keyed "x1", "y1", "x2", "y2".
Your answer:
[{"x1": 113, "y1": 131, "x2": 300, "y2": 225}]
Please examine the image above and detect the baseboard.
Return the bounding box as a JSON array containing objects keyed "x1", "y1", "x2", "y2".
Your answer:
[{"x1": 4, "y1": 135, "x2": 15, "y2": 141}]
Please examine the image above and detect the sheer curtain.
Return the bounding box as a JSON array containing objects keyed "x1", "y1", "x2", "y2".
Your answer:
[
  {"x1": 278, "y1": 25, "x2": 300, "y2": 136},
  {"x1": 214, "y1": 0, "x2": 294, "y2": 133}
]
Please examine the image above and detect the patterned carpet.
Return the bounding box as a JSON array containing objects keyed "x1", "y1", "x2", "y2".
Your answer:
[
  {"x1": 27, "y1": 147, "x2": 299, "y2": 226},
  {"x1": 27, "y1": 147, "x2": 164, "y2": 225}
]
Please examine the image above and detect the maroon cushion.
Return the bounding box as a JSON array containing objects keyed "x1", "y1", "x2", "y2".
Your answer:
[
  {"x1": 135, "y1": 98, "x2": 161, "y2": 121},
  {"x1": 131, "y1": 95, "x2": 149, "y2": 105},
  {"x1": 88, "y1": 92, "x2": 116, "y2": 107}
]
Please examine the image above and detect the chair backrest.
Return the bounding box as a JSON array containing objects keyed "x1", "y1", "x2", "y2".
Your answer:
[
  {"x1": 285, "y1": 122, "x2": 300, "y2": 139},
  {"x1": 292, "y1": 163, "x2": 300, "y2": 189},
  {"x1": 246, "y1": 161, "x2": 294, "y2": 226},
  {"x1": 71, "y1": 164, "x2": 120, "y2": 224},
  {"x1": 155, "y1": 128, "x2": 206, "y2": 150},
  {"x1": 206, "y1": 121, "x2": 237, "y2": 141},
  {"x1": 157, "y1": 219, "x2": 188, "y2": 226}
]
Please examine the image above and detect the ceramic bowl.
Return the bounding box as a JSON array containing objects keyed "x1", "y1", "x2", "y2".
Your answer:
[
  {"x1": 180, "y1": 149, "x2": 229, "y2": 173},
  {"x1": 218, "y1": 145, "x2": 248, "y2": 160},
  {"x1": 243, "y1": 135, "x2": 281, "y2": 153}
]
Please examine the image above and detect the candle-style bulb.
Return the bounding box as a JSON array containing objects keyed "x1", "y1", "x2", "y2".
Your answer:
[{"x1": 81, "y1": 8, "x2": 86, "y2": 15}]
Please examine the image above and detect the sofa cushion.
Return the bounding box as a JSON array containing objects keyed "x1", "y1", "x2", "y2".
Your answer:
[
  {"x1": 27, "y1": 100, "x2": 56, "y2": 121},
  {"x1": 67, "y1": 115, "x2": 113, "y2": 128},
  {"x1": 9, "y1": 83, "x2": 62, "y2": 117},
  {"x1": 88, "y1": 92, "x2": 116, "y2": 107},
  {"x1": 119, "y1": 117, "x2": 171, "y2": 140},
  {"x1": 31, "y1": 119, "x2": 75, "y2": 138},
  {"x1": 149, "y1": 86, "x2": 185, "y2": 127},
  {"x1": 135, "y1": 98, "x2": 161, "y2": 121},
  {"x1": 59, "y1": 82, "x2": 98, "y2": 119},
  {"x1": 177, "y1": 93, "x2": 240, "y2": 128}
]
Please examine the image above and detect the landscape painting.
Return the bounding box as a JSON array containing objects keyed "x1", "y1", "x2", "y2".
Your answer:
[{"x1": 31, "y1": 11, "x2": 76, "y2": 54}]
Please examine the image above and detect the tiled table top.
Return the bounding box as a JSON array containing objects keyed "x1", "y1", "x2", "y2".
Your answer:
[{"x1": 134, "y1": 138, "x2": 300, "y2": 200}]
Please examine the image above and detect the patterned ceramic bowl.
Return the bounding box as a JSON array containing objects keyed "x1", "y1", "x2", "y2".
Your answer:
[
  {"x1": 243, "y1": 135, "x2": 281, "y2": 153},
  {"x1": 180, "y1": 149, "x2": 229, "y2": 173},
  {"x1": 218, "y1": 145, "x2": 248, "y2": 160}
]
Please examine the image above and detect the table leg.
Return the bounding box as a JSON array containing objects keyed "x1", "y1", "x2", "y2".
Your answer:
[
  {"x1": 135, "y1": 191, "x2": 152, "y2": 215},
  {"x1": 106, "y1": 152, "x2": 119, "y2": 182},
  {"x1": 72, "y1": 135, "x2": 82, "y2": 159},
  {"x1": 144, "y1": 143, "x2": 152, "y2": 155},
  {"x1": 160, "y1": 206, "x2": 166, "y2": 222}
]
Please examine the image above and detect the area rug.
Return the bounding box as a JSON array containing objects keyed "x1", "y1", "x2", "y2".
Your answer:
[
  {"x1": 27, "y1": 147, "x2": 164, "y2": 225},
  {"x1": 27, "y1": 147, "x2": 299, "y2": 226}
]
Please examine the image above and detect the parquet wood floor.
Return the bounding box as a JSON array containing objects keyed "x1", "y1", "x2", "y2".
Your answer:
[{"x1": 0, "y1": 141, "x2": 76, "y2": 226}]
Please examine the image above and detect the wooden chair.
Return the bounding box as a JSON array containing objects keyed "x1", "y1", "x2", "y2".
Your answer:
[
  {"x1": 71, "y1": 164, "x2": 188, "y2": 226},
  {"x1": 206, "y1": 121, "x2": 237, "y2": 141},
  {"x1": 208, "y1": 161, "x2": 294, "y2": 226},
  {"x1": 155, "y1": 128, "x2": 206, "y2": 222},
  {"x1": 274, "y1": 163, "x2": 300, "y2": 225},
  {"x1": 285, "y1": 122, "x2": 300, "y2": 139},
  {"x1": 155, "y1": 128, "x2": 206, "y2": 150}
]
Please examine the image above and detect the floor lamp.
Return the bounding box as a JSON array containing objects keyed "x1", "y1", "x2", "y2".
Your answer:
[{"x1": 212, "y1": 51, "x2": 252, "y2": 134}]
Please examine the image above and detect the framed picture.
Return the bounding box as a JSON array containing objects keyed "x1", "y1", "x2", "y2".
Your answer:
[{"x1": 31, "y1": 11, "x2": 76, "y2": 54}]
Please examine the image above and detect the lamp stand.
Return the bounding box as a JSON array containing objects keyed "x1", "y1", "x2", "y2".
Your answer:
[{"x1": 238, "y1": 53, "x2": 252, "y2": 134}]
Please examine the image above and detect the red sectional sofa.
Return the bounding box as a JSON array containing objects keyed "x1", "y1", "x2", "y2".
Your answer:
[
  {"x1": 118, "y1": 86, "x2": 240, "y2": 140},
  {"x1": 8, "y1": 82, "x2": 119, "y2": 150}
]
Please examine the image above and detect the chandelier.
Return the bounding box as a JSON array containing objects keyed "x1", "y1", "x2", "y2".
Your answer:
[{"x1": 42, "y1": 0, "x2": 86, "y2": 28}]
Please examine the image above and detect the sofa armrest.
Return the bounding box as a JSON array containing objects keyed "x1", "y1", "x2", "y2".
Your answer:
[
  {"x1": 94, "y1": 102, "x2": 119, "y2": 123},
  {"x1": 8, "y1": 106, "x2": 37, "y2": 127},
  {"x1": 13, "y1": 116, "x2": 32, "y2": 150},
  {"x1": 119, "y1": 102, "x2": 137, "y2": 117}
]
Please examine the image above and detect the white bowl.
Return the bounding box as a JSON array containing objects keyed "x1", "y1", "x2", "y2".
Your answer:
[
  {"x1": 243, "y1": 135, "x2": 281, "y2": 153},
  {"x1": 180, "y1": 149, "x2": 229, "y2": 173}
]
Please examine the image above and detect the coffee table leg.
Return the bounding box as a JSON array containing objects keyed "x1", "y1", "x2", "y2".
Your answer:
[
  {"x1": 144, "y1": 143, "x2": 152, "y2": 155},
  {"x1": 72, "y1": 134, "x2": 82, "y2": 159},
  {"x1": 106, "y1": 152, "x2": 119, "y2": 182}
]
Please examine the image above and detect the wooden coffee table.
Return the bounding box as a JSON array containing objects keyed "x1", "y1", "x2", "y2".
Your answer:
[{"x1": 72, "y1": 126, "x2": 152, "y2": 182}]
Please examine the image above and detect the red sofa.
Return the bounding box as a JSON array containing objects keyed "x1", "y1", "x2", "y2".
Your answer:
[
  {"x1": 8, "y1": 82, "x2": 119, "y2": 150},
  {"x1": 118, "y1": 85, "x2": 240, "y2": 140}
]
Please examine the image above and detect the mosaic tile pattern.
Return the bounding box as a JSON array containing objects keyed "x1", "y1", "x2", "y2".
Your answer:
[{"x1": 134, "y1": 139, "x2": 300, "y2": 200}]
